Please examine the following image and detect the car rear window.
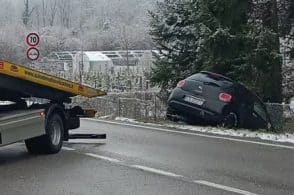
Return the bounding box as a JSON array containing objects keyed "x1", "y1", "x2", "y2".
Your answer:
[{"x1": 188, "y1": 73, "x2": 233, "y2": 88}]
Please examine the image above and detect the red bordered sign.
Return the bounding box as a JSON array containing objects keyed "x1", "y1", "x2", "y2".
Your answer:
[
  {"x1": 26, "y1": 32, "x2": 40, "y2": 47},
  {"x1": 27, "y1": 47, "x2": 40, "y2": 61}
]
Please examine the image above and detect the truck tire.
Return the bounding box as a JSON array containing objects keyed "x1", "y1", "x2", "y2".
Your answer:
[{"x1": 25, "y1": 114, "x2": 64, "y2": 154}]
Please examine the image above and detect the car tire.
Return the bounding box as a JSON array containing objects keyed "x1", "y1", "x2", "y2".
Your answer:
[
  {"x1": 166, "y1": 107, "x2": 179, "y2": 122},
  {"x1": 25, "y1": 114, "x2": 64, "y2": 154},
  {"x1": 222, "y1": 112, "x2": 238, "y2": 129}
]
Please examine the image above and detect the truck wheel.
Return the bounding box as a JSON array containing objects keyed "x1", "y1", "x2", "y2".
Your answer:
[{"x1": 25, "y1": 114, "x2": 64, "y2": 154}]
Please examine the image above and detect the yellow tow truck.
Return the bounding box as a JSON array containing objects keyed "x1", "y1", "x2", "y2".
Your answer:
[{"x1": 0, "y1": 60, "x2": 106, "y2": 154}]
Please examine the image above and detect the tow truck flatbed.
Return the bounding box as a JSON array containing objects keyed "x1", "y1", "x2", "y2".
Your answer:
[{"x1": 0, "y1": 60, "x2": 106, "y2": 102}]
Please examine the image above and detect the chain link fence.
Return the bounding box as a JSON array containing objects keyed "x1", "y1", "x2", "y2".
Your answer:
[{"x1": 73, "y1": 92, "x2": 167, "y2": 121}]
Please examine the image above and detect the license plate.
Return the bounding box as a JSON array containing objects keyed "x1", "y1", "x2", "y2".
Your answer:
[{"x1": 184, "y1": 96, "x2": 204, "y2": 106}]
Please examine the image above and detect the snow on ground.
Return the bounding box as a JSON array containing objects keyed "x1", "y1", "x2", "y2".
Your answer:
[{"x1": 113, "y1": 117, "x2": 294, "y2": 144}]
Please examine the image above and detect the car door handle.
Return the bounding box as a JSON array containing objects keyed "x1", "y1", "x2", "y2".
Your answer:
[{"x1": 252, "y1": 113, "x2": 257, "y2": 118}]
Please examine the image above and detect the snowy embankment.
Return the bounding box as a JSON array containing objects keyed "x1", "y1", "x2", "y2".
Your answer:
[{"x1": 109, "y1": 117, "x2": 294, "y2": 144}]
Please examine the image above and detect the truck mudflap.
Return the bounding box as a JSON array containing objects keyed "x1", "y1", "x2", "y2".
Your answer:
[
  {"x1": 83, "y1": 109, "x2": 97, "y2": 118},
  {"x1": 66, "y1": 107, "x2": 106, "y2": 141},
  {"x1": 69, "y1": 133, "x2": 106, "y2": 140}
]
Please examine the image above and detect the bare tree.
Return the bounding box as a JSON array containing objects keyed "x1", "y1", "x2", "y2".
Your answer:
[
  {"x1": 119, "y1": 25, "x2": 131, "y2": 72},
  {"x1": 58, "y1": 0, "x2": 71, "y2": 28},
  {"x1": 42, "y1": 0, "x2": 47, "y2": 27},
  {"x1": 22, "y1": 0, "x2": 34, "y2": 26},
  {"x1": 48, "y1": 0, "x2": 57, "y2": 26}
]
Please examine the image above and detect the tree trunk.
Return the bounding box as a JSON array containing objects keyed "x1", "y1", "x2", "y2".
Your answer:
[{"x1": 269, "y1": 0, "x2": 283, "y2": 103}]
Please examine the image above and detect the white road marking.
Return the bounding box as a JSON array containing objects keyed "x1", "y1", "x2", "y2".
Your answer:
[
  {"x1": 85, "y1": 119, "x2": 294, "y2": 150},
  {"x1": 80, "y1": 151, "x2": 258, "y2": 194},
  {"x1": 62, "y1": 147, "x2": 76, "y2": 151},
  {"x1": 131, "y1": 165, "x2": 183, "y2": 178},
  {"x1": 194, "y1": 180, "x2": 258, "y2": 195},
  {"x1": 85, "y1": 153, "x2": 121, "y2": 163}
]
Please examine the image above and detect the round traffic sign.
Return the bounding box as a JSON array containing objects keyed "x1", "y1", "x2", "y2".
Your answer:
[
  {"x1": 26, "y1": 32, "x2": 40, "y2": 47},
  {"x1": 27, "y1": 47, "x2": 40, "y2": 61}
]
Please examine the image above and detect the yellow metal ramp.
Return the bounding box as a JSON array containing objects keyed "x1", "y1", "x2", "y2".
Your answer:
[{"x1": 0, "y1": 60, "x2": 106, "y2": 101}]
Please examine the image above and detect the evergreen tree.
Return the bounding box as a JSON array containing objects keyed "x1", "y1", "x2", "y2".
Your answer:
[
  {"x1": 189, "y1": 0, "x2": 250, "y2": 75},
  {"x1": 150, "y1": 0, "x2": 283, "y2": 102},
  {"x1": 245, "y1": 0, "x2": 282, "y2": 102},
  {"x1": 149, "y1": 0, "x2": 200, "y2": 88}
]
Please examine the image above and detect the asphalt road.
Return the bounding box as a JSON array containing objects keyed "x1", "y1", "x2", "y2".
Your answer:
[{"x1": 0, "y1": 119, "x2": 293, "y2": 195}]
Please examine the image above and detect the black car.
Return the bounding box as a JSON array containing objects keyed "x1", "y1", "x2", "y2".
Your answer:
[{"x1": 167, "y1": 71, "x2": 272, "y2": 130}]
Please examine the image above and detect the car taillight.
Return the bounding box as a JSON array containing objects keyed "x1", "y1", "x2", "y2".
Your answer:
[
  {"x1": 219, "y1": 93, "x2": 232, "y2": 103},
  {"x1": 177, "y1": 80, "x2": 185, "y2": 88}
]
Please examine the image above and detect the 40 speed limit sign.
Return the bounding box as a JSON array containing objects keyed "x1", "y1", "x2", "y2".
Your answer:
[{"x1": 26, "y1": 32, "x2": 40, "y2": 61}]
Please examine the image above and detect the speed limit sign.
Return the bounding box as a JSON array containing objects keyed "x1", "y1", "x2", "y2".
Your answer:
[{"x1": 26, "y1": 32, "x2": 40, "y2": 47}]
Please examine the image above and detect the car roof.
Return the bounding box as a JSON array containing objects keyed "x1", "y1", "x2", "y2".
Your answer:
[{"x1": 187, "y1": 71, "x2": 234, "y2": 88}]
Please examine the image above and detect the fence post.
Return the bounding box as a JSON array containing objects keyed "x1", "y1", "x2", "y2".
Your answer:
[
  {"x1": 154, "y1": 95, "x2": 157, "y2": 121},
  {"x1": 107, "y1": 99, "x2": 110, "y2": 116},
  {"x1": 145, "y1": 103, "x2": 148, "y2": 120},
  {"x1": 104, "y1": 99, "x2": 107, "y2": 116},
  {"x1": 117, "y1": 98, "x2": 121, "y2": 117}
]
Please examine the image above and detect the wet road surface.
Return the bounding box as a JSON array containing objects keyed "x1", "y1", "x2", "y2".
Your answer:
[{"x1": 0, "y1": 119, "x2": 293, "y2": 195}]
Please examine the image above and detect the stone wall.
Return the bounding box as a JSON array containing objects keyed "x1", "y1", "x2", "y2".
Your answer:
[
  {"x1": 266, "y1": 103, "x2": 294, "y2": 133},
  {"x1": 72, "y1": 92, "x2": 167, "y2": 121}
]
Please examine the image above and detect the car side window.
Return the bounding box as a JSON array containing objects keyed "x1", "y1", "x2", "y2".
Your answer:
[{"x1": 253, "y1": 101, "x2": 267, "y2": 121}]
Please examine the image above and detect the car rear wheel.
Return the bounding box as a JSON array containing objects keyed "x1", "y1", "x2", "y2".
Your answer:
[
  {"x1": 166, "y1": 107, "x2": 180, "y2": 122},
  {"x1": 222, "y1": 112, "x2": 238, "y2": 129}
]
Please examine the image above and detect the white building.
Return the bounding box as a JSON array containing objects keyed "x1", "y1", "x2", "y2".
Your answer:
[
  {"x1": 73, "y1": 51, "x2": 114, "y2": 75},
  {"x1": 46, "y1": 50, "x2": 156, "y2": 75}
]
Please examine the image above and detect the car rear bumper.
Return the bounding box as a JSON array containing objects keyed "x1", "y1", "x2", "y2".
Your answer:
[{"x1": 168, "y1": 100, "x2": 222, "y2": 123}]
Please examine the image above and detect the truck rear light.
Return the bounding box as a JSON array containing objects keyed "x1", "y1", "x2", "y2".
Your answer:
[
  {"x1": 177, "y1": 80, "x2": 186, "y2": 88},
  {"x1": 0, "y1": 62, "x2": 4, "y2": 69},
  {"x1": 78, "y1": 85, "x2": 84, "y2": 91},
  {"x1": 219, "y1": 93, "x2": 232, "y2": 103},
  {"x1": 83, "y1": 109, "x2": 97, "y2": 118},
  {"x1": 40, "y1": 112, "x2": 46, "y2": 118}
]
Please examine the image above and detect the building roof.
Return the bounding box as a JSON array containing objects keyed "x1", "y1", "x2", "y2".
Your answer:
[
  {"x1": 83, "y1": 51, "x2": 112, "y2": 62},
  {"x1": 48, "y1": 51, "x2": 76, "y2": 61}
]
